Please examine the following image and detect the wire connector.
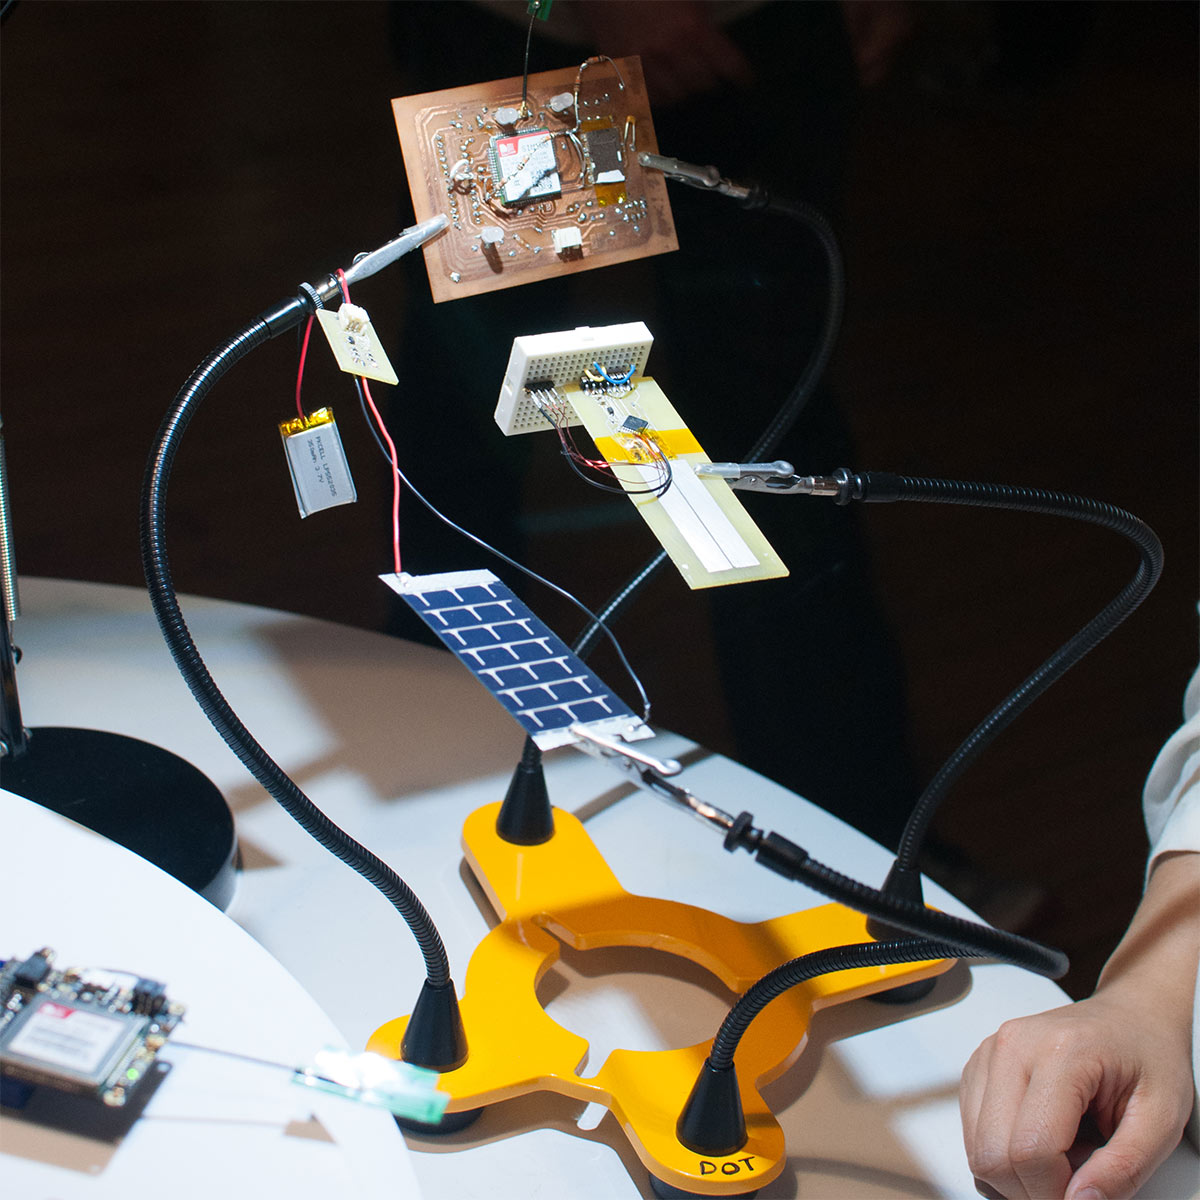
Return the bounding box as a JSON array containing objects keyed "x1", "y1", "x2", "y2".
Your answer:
[
  {"x1": 293, "y1": 1047, "x2": 450, "y2": 1124},
  {"x1": 723, "y1": 817, "x2": 811, "y2": 880}
]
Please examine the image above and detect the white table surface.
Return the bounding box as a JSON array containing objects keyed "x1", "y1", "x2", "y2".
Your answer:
[
  {"x1": 7, "y1": 577, "x2": 1198, "y2": 1199},
  {"x1": 0, "y1": 790, "x2": 419, "y2": 1200}
]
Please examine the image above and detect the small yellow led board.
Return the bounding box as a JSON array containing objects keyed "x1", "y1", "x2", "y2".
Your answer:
[
  {"x1": 494, "y1": 323, "x2": 788, "y2": 589},
  {"x1": 314, "y1": 304, "x2": 398, "y2": 385},
  {"x1": 278, "y1": 408, "x2": 358, "y2": 519}
]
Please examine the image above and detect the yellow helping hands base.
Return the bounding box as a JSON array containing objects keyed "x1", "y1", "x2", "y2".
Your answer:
[{"x1": 368, "y1": 803, "x2": 953, "y2": 1197}]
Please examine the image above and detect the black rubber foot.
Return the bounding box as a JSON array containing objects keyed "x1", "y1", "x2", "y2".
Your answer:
[
  {"x1": 495, "y1": 736, "x2": 553, "y2": 845},
  {"x1": 676, "y1": 1060, "x2": 747, "y2": 1158},
  {"x1": 865, "y1": 862, "x2": 926, "y2": 946},
  {"x1": 400, "y1": 979, "x2": 469, "y2": 1071},
  {"x1": 395, "y1": 1105, "x2": 483, "y2": 1135},
  {"x1": 866, "y1": 976, "x2": 938, "y2": 1005},
  {"x1": 866, "y1": 861, "x2": 940, "y2": 1004},
  {"x1": 3, "y1": 727, "x2": 238, "y2": 909},
  {"x1": 649, "y1": 1174, "x2": 757, "y2": 1199}
]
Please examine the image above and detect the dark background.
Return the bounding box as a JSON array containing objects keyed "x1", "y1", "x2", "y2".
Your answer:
[{"x1": 2, "y1": 1, "x2": 1196, "y2": 998}]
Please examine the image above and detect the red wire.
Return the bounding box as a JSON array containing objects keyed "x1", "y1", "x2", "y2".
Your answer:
[
  {"x1": 361, "y1": 378, "x2": 403, "y2": 577},
  {"x1": 295, "y1": 314, "x2": 315, "y2": 418},
  {"x1": 335, "y1": 270, "x2": 402, "y2": 576}
]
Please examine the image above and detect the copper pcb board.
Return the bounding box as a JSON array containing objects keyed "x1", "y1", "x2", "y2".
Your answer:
[{"x1": 391, "y1": 56, "x2": 678, "y2": 303}]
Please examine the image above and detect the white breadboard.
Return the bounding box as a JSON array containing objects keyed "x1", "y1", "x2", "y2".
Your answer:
[{"x1": 494, "y1": 322, "x2": 654, "y2": 435}]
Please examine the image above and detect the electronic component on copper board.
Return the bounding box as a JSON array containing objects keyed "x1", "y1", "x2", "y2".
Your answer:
[{"x1": 392, "y1": 55, "x2": 677, "y2": 303}]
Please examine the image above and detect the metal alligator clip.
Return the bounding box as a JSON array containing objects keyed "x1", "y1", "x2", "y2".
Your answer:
[
  {"x1": 637, "y1": 153, "x2": 752, "y2": 202},
  {"x1": 568, "y1": 724, "x2": 681, "y2": 777},
  {"x1": 695, "y1": 461, "x2": 844, "y2": 497},
  {"x1": 568, "y1": 725, "x2": 738, "y2": 836},
  {"x1": 343, "y1": 215, "x2": 449, "y2": 286}
]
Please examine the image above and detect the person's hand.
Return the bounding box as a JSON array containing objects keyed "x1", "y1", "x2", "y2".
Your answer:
[
  {"x1": 960, "y1": 993, "x2": 1193, "y2": 1199},
  {"x1": 571, "y1": 1, "x2": 753, "y2": 107},
  {"x1": 961, "y1": 850, "x2": 1199, "y2": 1200}
]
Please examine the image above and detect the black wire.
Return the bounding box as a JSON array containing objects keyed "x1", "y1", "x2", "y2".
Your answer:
[
  {"x1": 573, "y1": 551, "x2": 665, "y2": 659},
  {"x1": 706, "y1": 938, "x2": 968, "y2": 1071},
  {"x1": 542, "y1": 389, "x2": 674, "y2": 499},
  {"x1": 556, "y1": 440, "x2": 674, "y2": 498},
  {"x1": 354, "y1": 380, "x2": 654, "y2": 722},
  {"x1": 520, "y1": 1, "x2": 540, "y2": 114},
  {"x1": 702, "y1": 470, "x2": 1161, "y2": 1056},
  {"x1": 667, "y1": 462, "x2": 1161, "y2": 1087},
  {"x1": 140, "y1": 310, "x2": 452, "y2": 988},
  {"x1": 853, "y1": 473, "x2": 1165, "y2": 873},
  {"x1": 740, "y1": 195, "x2": 845, "y2": 462},
  {"x1": 695, "y1": 827, "x2": 1067, "y2": 1077},
  {"x1": 768, "y1": 837, "x2": 1067, "y2": 976}
]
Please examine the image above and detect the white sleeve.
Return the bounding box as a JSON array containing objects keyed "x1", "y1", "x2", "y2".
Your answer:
[
  {"x1": 1142, "y1": 663, "x2": 1200, "y2": 1146},
  {"x1": 1143, "y1": 665, "x2": 1200, "y2": 869}
]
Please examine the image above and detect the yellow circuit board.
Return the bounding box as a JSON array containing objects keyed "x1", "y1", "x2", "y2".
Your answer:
[{"x1": 563, "y1": 379, "x2": 788, "y2": 589}]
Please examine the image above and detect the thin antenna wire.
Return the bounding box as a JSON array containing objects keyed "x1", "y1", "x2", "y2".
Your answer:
[{"x1": 520, "y1": 1, "x2": 541, "y2": 116}]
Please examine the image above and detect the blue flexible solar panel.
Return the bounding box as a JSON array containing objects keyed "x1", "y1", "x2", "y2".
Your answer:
[{"x1": 381, "y1": 570, "x2": 653, "y2": 750}]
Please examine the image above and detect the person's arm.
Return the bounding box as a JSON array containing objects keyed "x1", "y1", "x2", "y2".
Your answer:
[{"x1": 960, "y1": 849, "x2": 1198, "y2": 1200}]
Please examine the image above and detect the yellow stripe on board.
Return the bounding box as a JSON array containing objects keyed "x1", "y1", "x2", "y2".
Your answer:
[{"x1": 592, "y1": 428, "x2": 704, "y2": 461}]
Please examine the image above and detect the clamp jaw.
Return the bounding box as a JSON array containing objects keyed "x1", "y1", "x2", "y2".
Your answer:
[
  {"x1": 568, "y1": 724, "x2": 741, "y2": 839},
  {"x1": 637, "y1": 153, "x2": 754, "y2": 203},
  {"x1": 695, "y1": 461, "x2": 850, "y2": 499}
]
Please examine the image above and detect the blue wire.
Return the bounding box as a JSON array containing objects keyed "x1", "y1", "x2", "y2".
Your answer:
[{"x1": 591, "y1": 361, "x2": 635, "y2": 386}]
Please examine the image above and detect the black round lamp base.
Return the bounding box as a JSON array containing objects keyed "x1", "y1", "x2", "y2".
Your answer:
[{"x1": 2, "y1": 726, "x2": 238, "y2": 910}]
